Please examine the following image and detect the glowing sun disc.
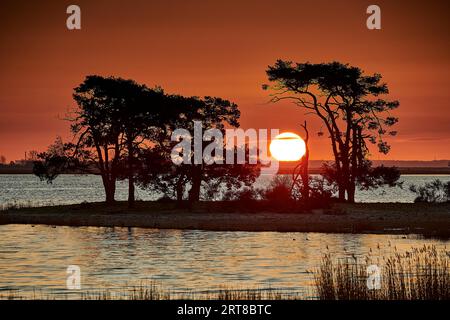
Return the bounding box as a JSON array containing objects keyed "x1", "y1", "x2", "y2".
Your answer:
[{"x1": 270, "y1": 132, "x2": 306, "y2": 161}]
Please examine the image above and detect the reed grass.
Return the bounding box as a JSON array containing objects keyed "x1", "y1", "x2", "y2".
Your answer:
[
  {"x1": 0, "y1": 284, "x2": 303, "y2": 300},
  {"x1": 0, "y1": 199, "x2": 58, "y2": 212},
  {"x1": 314, "y1": 245, "x2": 449, "y2": 300}
]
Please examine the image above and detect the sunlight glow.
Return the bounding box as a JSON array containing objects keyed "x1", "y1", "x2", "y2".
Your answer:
[{"x1": 269, "y1": 132, "x2": 306, "y2": 161}]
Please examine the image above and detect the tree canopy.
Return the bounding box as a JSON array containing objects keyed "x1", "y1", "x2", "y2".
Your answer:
[
  {"x1": 35, "y1": 75, "x2": 260, "y2": 206},
  {"x1": 265, "y1": 60, "x2": 401, "y2": 202}
]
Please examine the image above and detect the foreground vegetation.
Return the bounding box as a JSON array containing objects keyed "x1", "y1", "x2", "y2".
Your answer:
[
  {"x1": 1, "y1": 285, "x2": 303, "y2": 300},
  {"x1": 410, "y1": 179, "x2": 450, "y2": 203},
  {"x1": 315, "y1": 245, "x2": 449, "y2": 300}
]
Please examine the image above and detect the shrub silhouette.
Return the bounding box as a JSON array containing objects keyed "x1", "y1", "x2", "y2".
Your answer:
[{"x1": 409, "y1": 179, "x2": 450, "y2": 203}]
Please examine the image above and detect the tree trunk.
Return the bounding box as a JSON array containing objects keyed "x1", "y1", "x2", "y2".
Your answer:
[
  {"x1": 176, "y1": 178, "x2": 184, "y2": 204},
  {"x1": 300, "y1": 160, "x2": 309, "y2": 200},
  {"x1": 189, "y1": 179, "x2": 201, "y2": 202},
  {"x1": 103, "y1": 178, "x2": 116, "y2": 205},
  {"x1": 300, "y1": 121, "x2": 310, "y2": 201},
  {"x1": 188, "y1": 166, "x2": 202, "y2": 203},
  {"x1": 338, "y1": 185, "x2": 346, "y2": 202},
  {"x1": 127, "y1": 140, "x2": 135, "y2": 208},
  {"x1": 105, "y1": 187, "x2": 115, "y2": 204},
  {"x1": 337, "y1": 169, "x2": 347, "y2": 202},
  {"x1": 128, "y1": 176, "x2": 135, "y2": 207},
  {"x1": 332, "y1": 156, "x2": 346, "y2": 202},
  {"x1": 341, "y1": 149, "x2": 351, "y2": 201},
  {"x1": 348, "y1": 125, "x2": 358, "y2": 204},
  {"x1": 347, "y1": 185, "x2": 355, "y2": 203}
]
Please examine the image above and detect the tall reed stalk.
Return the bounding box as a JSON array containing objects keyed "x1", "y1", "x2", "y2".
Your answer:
[{"x1": 315, "y1": 245, "x2": 449, "y2": 300}]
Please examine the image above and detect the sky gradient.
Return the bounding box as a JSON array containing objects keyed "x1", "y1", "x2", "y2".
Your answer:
[{"x1": 0, "y1": 0, "x2": 449, "y2": 161}]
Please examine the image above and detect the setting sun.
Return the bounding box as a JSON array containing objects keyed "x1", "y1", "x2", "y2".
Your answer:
[{"x1": 270, "y1": 132, "x2": 306, "y2": 161}]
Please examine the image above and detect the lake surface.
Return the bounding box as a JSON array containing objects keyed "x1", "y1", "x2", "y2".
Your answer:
[
  {"x1": 1, "y1": 174, "x2": 450, "y2": 208},
  {"x1": 0, "y1": 225, "x2": 448, "y2": 299},
  {"x1": 0, "y1": 174, "x2": 449, "y2": 299}
]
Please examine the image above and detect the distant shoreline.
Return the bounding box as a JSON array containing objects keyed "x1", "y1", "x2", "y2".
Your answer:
[
  {"x1": 1, "y1": 202, "x2": 449, "y2": 237},
  {"x1": 278, "y1": 167, "x2": 450, "y2": 175},
  {"x1": 1, "y1": 167, "x2": 450, "y2": 175}
]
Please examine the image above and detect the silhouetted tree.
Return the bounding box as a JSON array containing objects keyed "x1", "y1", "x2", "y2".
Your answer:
[
  {"x1": 26, "y1": 150, "x2": 39, "y2": 161},
  {"x1": 34, "y1": 137, "x2": 88, "y2": 182},
  {"x1": 291, "y1": 121, "x2": 310, "y2": 201},
  {"x1": 94, "y1": 79, "x2": 166, "y2": 207},
  {"x1": 136, "y1": 95, "x2": 260, "y2": 204},
  {"x1": 265, "y1": 60, "x2": 400, "y2": 202},
  {"x1": 409, "y1": 179, "x2": 450, "y2": 203},
  {"x1": 135, "y1": 145, "x2": 188, "y2": 202},
  {"x1": 34, "y1": 76, "x2": 260, "y2": 207},
  {"x1": 35, "y1": 76, "x2": 166, "y2": 205}
]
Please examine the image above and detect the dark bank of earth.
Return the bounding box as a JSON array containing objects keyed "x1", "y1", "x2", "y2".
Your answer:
[{"x1": 0, "y1": 201, "x2": 449, "y2": 237}]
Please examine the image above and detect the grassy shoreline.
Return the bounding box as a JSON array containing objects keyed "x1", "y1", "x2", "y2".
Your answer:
[
  {"x1": 1, "y1": 201, "x2": 449, "y2": 236},
  {"x1": 1, "y1": 285, "x2": 305, "y2": 300}
]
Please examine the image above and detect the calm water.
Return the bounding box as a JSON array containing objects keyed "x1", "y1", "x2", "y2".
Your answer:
[
  {"x1": 0, "y1": 174, "x2": 449, "y2": 299},
  {"x1": 0, "y1": 225, "x2": 448, "y2": 299},
  {"x1": 1, "y1": 174, "x2": 450, "y2": 207}
]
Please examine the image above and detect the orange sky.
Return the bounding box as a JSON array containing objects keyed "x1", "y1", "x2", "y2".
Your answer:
[{"x1": 0, "y1": 0, "x2": 449, "y2": 161}]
